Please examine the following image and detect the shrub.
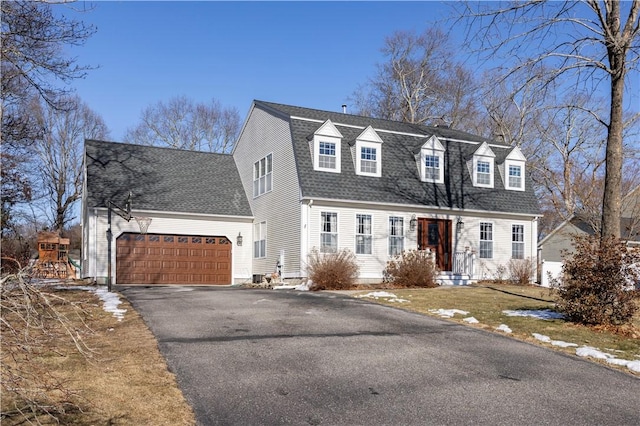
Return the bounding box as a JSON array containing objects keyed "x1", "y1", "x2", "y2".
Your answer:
[
  {"x1": 383, "y1": 250, "x2": 439, "y2": 288},
  {"x1": 554, "y1": 235, "x2": 640, "y2": 326},
  {"x1": 306, "y1": 248, "x2": 359, "y2": 290},
  {"x1": 508, "y1": 258, "x2": 535, "y2": 285}
]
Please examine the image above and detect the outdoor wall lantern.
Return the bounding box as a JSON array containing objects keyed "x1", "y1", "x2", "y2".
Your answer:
[
  {"x1": 237, "y1": 232, "x2": 243, "y2": 246},
  {"x1": 457, "y1": 218, "x2": 465, "y2": 233},
  {"x1": 409, "y1": 214, "x2": 417, "y2": 232}
]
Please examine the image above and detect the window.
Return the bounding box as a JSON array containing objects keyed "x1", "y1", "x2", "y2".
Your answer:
[
  {"x1": 512, "y1": 224, "x2": 524, "y2": 259},
  {"x1": 321, "y1": 212, "x2": 338, "y2": 253},
  {"x1": 508, "y1": 165, "x2": 521, "y2": 189},
  {"x1": 360, "y1": 147, "x2": 377, "y2": 174},
  {"x1": 253, "y1": 222, "x2": 266, "y2": 258},
  {"x1": 471, "y1": 143, "x2": 495, "y2": 188},
  {"x1": 479, "y1": 222, "x2": 493, "y2": 259},
  {"x1": 319, "y1": 142, "x2": 336, "y2": 170},
  {"x1": 356, "y1": 214, "x2": 372, "y2": 255},
  {"x1": 476, "y1": 161, "x2": 491, "y2": 185},
  {"x1": 253, "y1": 154, "x2": 272, "y2": 197},
  {"x1": 389, "y1": 216, "x2": 404, "y2": 256},
  {"x1": 418, "y1": 136, "x2": 445, "y2": 183},
  {"x1": 424, "y1": 154, "x2": 441, "y2": 181}
]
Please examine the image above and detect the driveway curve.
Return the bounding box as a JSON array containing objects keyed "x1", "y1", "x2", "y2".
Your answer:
[{"x1": 120, "y1": 286, "x2": 640, "y2": 425}]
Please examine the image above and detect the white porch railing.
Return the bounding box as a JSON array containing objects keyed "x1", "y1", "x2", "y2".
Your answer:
[{"x1": 453, "y1": 249, "x2": 476, "y2": 277}]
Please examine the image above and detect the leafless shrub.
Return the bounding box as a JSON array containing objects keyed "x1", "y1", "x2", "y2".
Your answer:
[
  {"x1": 508, "y1": 258, "x2": 535, "y2": 285},
  {"x1": 554, "y1": 236, "x2": 640, "y2": 326},
  {"x1": 307, "y1": 248, "x2": 360, "y2": 290},
  {"x1": 1, "y1": 268, "x2": 93, "y2": 423},
  {"x1": 383, "y1": 250, "x2": 439, "y2": 288}
]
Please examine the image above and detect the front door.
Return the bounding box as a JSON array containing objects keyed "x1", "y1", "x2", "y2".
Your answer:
[{"x1": 417, "y1": 219, "x2": 452, "y2": 271}]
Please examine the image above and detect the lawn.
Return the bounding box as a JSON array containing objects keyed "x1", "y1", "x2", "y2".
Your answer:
[
  {"x1": 353, "y1": 283, "x2": 640, "y2": 375},
  {"x1": 1, "y1": 282, "x2": 195, "y2": 425}
]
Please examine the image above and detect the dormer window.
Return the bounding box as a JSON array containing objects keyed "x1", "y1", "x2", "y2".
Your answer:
[
  {"x1": 417, "y1": 135, "x2": 445, "y2": 183},
  {"x1": 476, "y1": 160, "x2": 491, "y2": 185},
  {"x1": 312, "y1": 120, "x2": 342, "y2": 173},
  {"x1": 503, "y1": 147, "x2": 526, "y2": 191},
  {"x1": 354, "y1": 126, "x2": 383, "y2": 177},
  {"x1": 319, "y1": 142, "x2": 337, "y2": 169},
  {"x1": 471, "y1": 142, "x2": 495, "y2": 188}
]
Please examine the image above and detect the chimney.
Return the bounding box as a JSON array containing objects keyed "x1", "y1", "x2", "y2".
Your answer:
[{"x1": 342, "y1": 104, "x2": 347, "y2": 114}]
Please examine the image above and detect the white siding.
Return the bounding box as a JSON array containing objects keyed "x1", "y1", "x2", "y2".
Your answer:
[
  {"x1": 84, "y1": 210, "x2": 253, "y2": 285},
  {"x1": 233, "y1": 106, "x2": 302, "y2": 278},
  {"x1": 305, "y1": 203, "x2": 421, "y2": 280},
  {"x1": 456, "y1": 215, "x2": 538, "y2": 280}
]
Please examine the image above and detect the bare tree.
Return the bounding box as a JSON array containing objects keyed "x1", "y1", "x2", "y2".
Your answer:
[
  {"x1": 455, "y1": 0, "x2": 640, "y2": 239},
  {"x1": 124, "y1": 96, "x2": 241, "y2": 153},
  {"x1": 1, "y1": 0, "x2": 94, "y2": 234},
  {"x1": 350, "y1": 27, "x2": 481, "y2": 128},
  {"x1": 32, "y1": 96, "x2": 109, "y2": 233}
]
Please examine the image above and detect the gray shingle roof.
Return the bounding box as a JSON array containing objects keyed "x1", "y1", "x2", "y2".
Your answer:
[
  {"x1": 85, "y1": 140, "x2": 252, "y2": 217},
  {"x1": 255, "y1": 100, "x2": 540, "y2": 216}
]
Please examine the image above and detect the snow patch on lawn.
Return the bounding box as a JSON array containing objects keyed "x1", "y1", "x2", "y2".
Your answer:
[
  {"x1": 356, "y1": 291, "x2": 409, "y2": 303},
  {"x1": 496, "y1": 324, "x2": 512, "y2": 333},
  {"x1": 65, "y1": 286, "x2": 127, "y2": 321},
  {"x1": 502, "y1": 309, "x2": 565, "y2": 320},
  {"x1": 463, "y1": 317, "x2": 479, "y2": 324},
  {"x1": 576, "y1": 346, "x2": 640, "y2": 373},
  {"x1": 429, "y1": 308, "x2": 469, "y2": 318}
]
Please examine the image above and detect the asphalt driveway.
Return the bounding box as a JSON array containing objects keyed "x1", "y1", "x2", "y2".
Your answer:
[{"x1": 120, "y1": 286, "x2": 640, "y2": 425}]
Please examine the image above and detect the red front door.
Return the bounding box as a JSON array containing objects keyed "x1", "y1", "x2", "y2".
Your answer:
[{"x1": 417, "y1": 219, "x2": 452, "y2": 271}]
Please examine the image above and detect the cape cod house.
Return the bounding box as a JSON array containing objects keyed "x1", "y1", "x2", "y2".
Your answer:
[{"x1": 82, "y1": 100, "x2": 540, "y2": 286}]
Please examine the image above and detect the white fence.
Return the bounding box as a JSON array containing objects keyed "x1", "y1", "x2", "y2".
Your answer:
[{"x1": 540, "y1": 260, "x2": 563, "y2": 287}]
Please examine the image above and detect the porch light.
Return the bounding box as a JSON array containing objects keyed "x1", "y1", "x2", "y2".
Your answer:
[
  {"x1": 457, "y1": 218, "x2": 465, "y2": 232},
  {"x1": 237, "y1": 232, "x2": 243, "y2": 246},
  {"x1": 410, "y1": 214, "x2": 417, "y2": 231}
]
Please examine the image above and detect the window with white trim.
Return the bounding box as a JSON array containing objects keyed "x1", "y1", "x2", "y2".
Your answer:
[
  {"x1": 356, "y1": 214, "x2": 372, "y2": 255},
  {"x1": 424, "y1": 154, "x2": 441, "y2": 181},
  {"x1": 503, "y1": 147, "x2": 526, "y2": 191},
  {"x1": 389, "y1": 216, "x2": 404, "y2": 256},
  {"x1": 360, "y1": 146, "x2": 378, "y2": 174},
  {"x1": 253, "y1": 153, "x2": 272, "y2": 197},
  {"x1": 476, "y1": 160, "x2": 491, "y2": 185},
  {"x1": 471, "y1": 143, "x2": 495, "y2": 188},
  {"x1": 253, "y1": 221, "x2": 267, "y2": 258},
  {"x1": 321, "y1": 212, "x2": 338, "y2": 253},
  {"x1": 354, "y1": 127, "x2": 383, "y2": 177},
  {"x1": 418, "y1": 136, "x2": 445, "y2": 183},
  {"x1": 512, "y1": 224, "x2": 525, "y2": 259},
  {"x1": 319, "y1": 142, "x2": 337, "y2": 170},
  {"x1": 479, "y1": 222, "x2": 493, "y2": 259}
]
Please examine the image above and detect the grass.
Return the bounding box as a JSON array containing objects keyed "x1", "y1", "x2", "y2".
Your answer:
[
  {"x1": 353, "y1": 282, "x2": 640, "y2": 375},
  {"x1": 1, "y1": 283, "x2": 195, "y2": 425}
]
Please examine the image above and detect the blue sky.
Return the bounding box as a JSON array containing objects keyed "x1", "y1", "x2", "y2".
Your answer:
[
  {"x1": 64, "y1": 1, "x2": 639, "y2": 143},
  {"x1": 66, "y1": 1, "x2": 456, "y2": 141}
]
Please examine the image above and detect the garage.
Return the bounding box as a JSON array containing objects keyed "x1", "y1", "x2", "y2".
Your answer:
[{"x1": 116, "y1": 233, "x2": 232, "y2": 285}]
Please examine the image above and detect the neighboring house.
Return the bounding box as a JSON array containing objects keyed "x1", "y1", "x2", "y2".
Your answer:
[
  {"x1": 538, "y1": 185, "x2": 640, "y2": 286},
  {"x1": 82, "y1": 100, "x2": 541, "y2": 286}
]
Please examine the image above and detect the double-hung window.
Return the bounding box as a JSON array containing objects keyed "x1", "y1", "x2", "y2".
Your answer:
[
  {"x1": 253, "y1": 221, "x2": 267, "y2": 258},
  {"x1": 512, "y1": 224, "x2": 524, "y2": 259},
  {"x1": 356, "y1": 214, "x2": 372, "y2": 255},
  {"x1": 476, "y1": 161, "x2": 491, "y2": 186},
  {"x1": 321, "y1": 212, "x2": 338, "y2": 253},
  {"x1": 253, "y1": 154, "x2": 272, "y2": 197},
  {"x1": 389, "y1": 216, "x2": 404, "y2": 256},
  {"x1": 424, "y1": 154, "x2": 441, "y2": 181},
  {"x1": 318, "y1": 142, "x2": 336, "y2": 170},
  {"x1": 479, "y1": 222, "x2": 493, "y2": 259},
  {"x1": 508, "y1": 165, "x2": 522, "y2": 189},
  {"x1": 360, "y1": 147, "x2": 377, "y2": 174}
]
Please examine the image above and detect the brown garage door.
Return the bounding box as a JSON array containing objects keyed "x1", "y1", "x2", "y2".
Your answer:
[{"x1": 116, "y1": 233, "x2": 232, "y2": 285}]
